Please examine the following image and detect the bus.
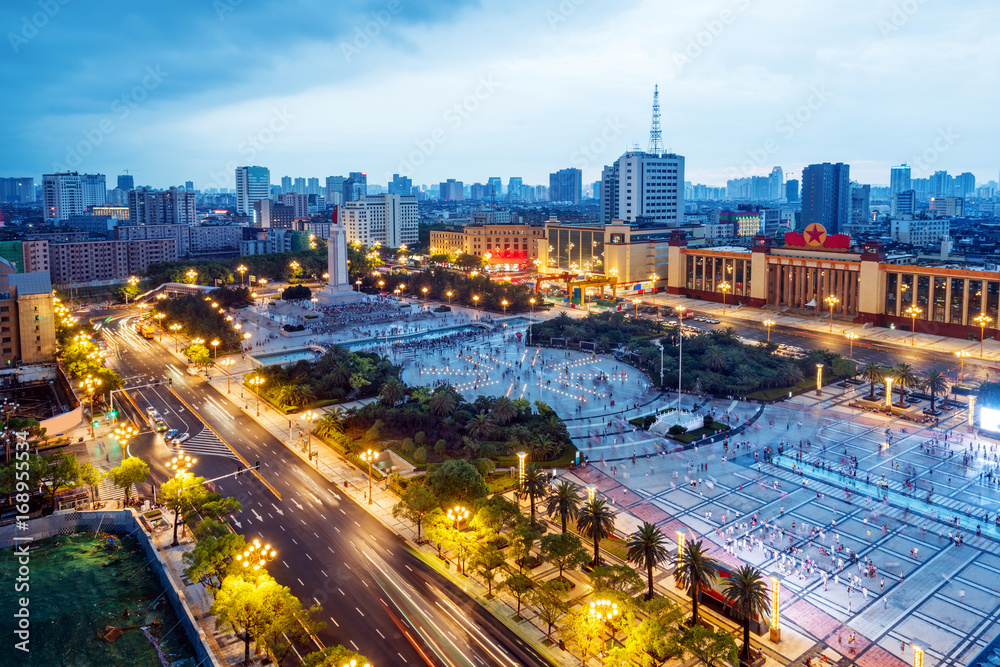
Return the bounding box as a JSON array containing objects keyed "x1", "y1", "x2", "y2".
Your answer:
[{"x1": 139, "y1": 322, "x2": 156, "y2": 339}]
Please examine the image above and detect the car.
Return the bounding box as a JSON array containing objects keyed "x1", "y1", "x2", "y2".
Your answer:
[
  {"x1": 186, "y1": 366, "x2": 199, "y2": 376},
  {"x1": 145, "y1": 406, "x2": 156, "y2": 416},
  {"x1": 163, "y1": 429, "x2": 178, "y2": 441},
  {"x1": 172, "y1": 433, "x2": 190, "y2": 444},
  {"x1": 433, "y1": 305, "x2": 452, "y2": 313}
]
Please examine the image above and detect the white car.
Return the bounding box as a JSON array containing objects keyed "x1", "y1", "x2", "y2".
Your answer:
[{"x1": 172, "y1": 432, "x2": 190, "y2": 445}]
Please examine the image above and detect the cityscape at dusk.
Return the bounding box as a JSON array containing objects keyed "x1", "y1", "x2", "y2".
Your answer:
[{"x1": 2, "y1": 2, "x2": 1000, "y2": 667}]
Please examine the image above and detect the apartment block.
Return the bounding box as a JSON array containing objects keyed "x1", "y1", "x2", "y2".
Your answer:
[
  {"x1": 116, "y1": 224, "x2": 190, "y2": 256},
  {"x1": 0, "y1": 272, "x2": 57, "y2": 366},
  {"x1": 189, "y1": 226, "x2": 243, "y2": 253},
  {"x1": 48, "y1": 239, "x2": 177, "y2": 286}
]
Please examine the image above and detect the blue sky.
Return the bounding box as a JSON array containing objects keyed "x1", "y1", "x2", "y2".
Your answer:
[{"x1": 2, "y1": 0, "x2": 998, "y2": 190}]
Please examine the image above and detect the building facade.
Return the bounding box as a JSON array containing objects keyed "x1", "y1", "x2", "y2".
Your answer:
[
  {"x1": 0, "y1": 273, "x2": 57, "y2": 366},
  {"x1": 801, "y1": 163, "x2": 850, "y2": 235},
  {"x1": 235, "y1": 166, "x2": 271, "y2": 217},
  {"x1": 42, "y1": 173, "x2": 84, "y2": 223},
  {"x1": 48, "y1": 239, "x2": 177, "y2": 286},
  {"x1": 128, "y1": 188, "x2": 197, "y2": 226},
  {"x1": 549, "y1": 168, "x2": 583, "y2": 204},
  {"x1": 430, "y1": 222, "x2": 546, "y2": 270},
  {"x1": 599, "y1": 150, "x2": 685, "y2": 226}
]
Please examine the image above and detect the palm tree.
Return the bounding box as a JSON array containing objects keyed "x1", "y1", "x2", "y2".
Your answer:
[
  {"x1": 490, "y1": 396, "x2": 516, "y2": 425},
  {"x1": 329, "y1": 361, "x2": 352, "y2": 388},
  {"x1": 465, "y1": 412, "x2": 495, "y2": 440},
  {"x1": 893, "y1": 362, "x2": 919, "y2": 406},
  {"x1": 378, "y1": 377, "x2": 406, "y2": 407},
  {"x1": 674, "y1": 539, "x2": 720, "y2": 627},
  {"x1": 316, "y1": 408, "x2": 345, "y2": 436},
  {"x1": 722, "y1": 564, "x2": 771, "y2": 664},
  {"x1": 703, "y1": 347, "x2": 727, "y2": 372},
  {"x1": 577, "y1": 498, "x2": 616, "y2": 566},
  {"x1": 923, "y1": 369, "x2": 949, "y2": 413},
  {"x1": 545, "y1": 481, "x2": 581, "y2": 533},
  {"x1": 779, "y1": 363, "x2": 804, "y2": 387},
  {"x1": 860, "y1": 362, "x2": 885, "y2": 400},
  {"x1": 519, "y1": 463, "x2": 548, "y2": 527},
  {"x1": 626, "y1": 522, "x2": 670, "y2": 601},
  {"x1": 429, "y1": 387, "x2": 457, "y2": 417}
]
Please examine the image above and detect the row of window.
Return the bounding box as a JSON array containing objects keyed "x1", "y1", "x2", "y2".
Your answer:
[{"x1": 884, "y1": 274, "x2": 1000, "y2": 326}]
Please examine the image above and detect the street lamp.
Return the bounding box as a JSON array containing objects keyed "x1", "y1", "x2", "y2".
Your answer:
[
  {"x1": 169, "y1": 323, "x2": 182, "y2": 352},
  {"x1": 675, "y1": 531, "x2": 685, "y2": 589},
  {"x1": 974, "y1": 313, "x2": 993, "y2": 357},
  {"x1": 446, "y1": 290, "x2": 453, "y2": 304},
  {"x1": 154, "y1": 312, "x2": 166, "y2": 340},
  {"x1": 186, "y1": 269, "x2": 198, "y2": 284},
  {"x1": 235, "y1": 538, "x2": 276, "y2": 571},
  {"x1": 501, "y1": 298, "x2": 508, "y2": 315},
  {"x1": 590, "y1": 599, "x2": 619, "y2": 661},
  {"x1": 825, "y1": 295, "x2": 840, "y2": 332},
  {"x1": 378, "y1": 280, "x2": 385, "y2": 292},
  {"x1": 770, "y1": 575, "x2": 782, "y2": 642},
  {"x1": 472, "y1": 295, "x2": 480, "y2": 311},
  {"x1": 355, "y1": 280, "x2": 362, "y2": 292},
  {"x1": 885, "y1": 376, "x2": 894, "y2": 411},
  {"x1": 243, "y1": 332, "x2": 252, "y2": 350},
  {"x1": 248, "y1": 375, "x2": 265, "y2": 417},
  {"x1": 719, "y1": 281, "x2": 732, "y2": 314},
  {"x1": 422, "y1": 286, "x2": 429, "y2": 299},
  {"x1": 955, "y1": 349, "x2": 971, "y2": 382},
  {"x1": 845, "y1": 332, "x2": 859, "y2": 360},
  {"x1": 301, "y1": 410, "x2": 318, "y2": 459},
  {"x1": 516, "y1": 451, "x2": 527, "y2": 508},
  {"x1": 126, "y1": 275, "x2": 139, "y2": 307},
  {"x1": 905, "y1": 305, "x2": 922, "y2": 345},
  {"x1": 219, "y1": 358, "x2": 235, "y2": 393},
  {"x1": 763, "y1": 319, "x2": 775, "y2": 344},
  {"x1": 675, "y1": 306, "x2": 686, "y2": 415},
  {"x1": 632, "y1": 298, "x2": 640, "y2": 318},
  {"x1": 113, "y1": 423, "x2": 138, "y2": 448},
  {"x1": 586, "y1": 485, "x2": 596, "y2": 503},
  {"x1": 211, "y1": 339, "x2": 220, "y2": 358},
  {"x1": 166, "y1": 449, "x2": 197, "y2": 474},
  {"x1": 911, "y1": 642, "x2": 924, "y2": 667},
  {"x1": 648, "y1": 273, "x2": 659, "y2": 293},
  {"x1": 237, "y1": 264, "x2": 247, "y2": 287},
  {"x1": 359, "y1": 449, "x2": 376, "y2": 504},
  {"x1": 816, "y1": 364, "x2": 824, "y2": 396}
]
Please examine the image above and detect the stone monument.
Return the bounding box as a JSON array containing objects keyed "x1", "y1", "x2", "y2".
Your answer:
[{"x1": 316, "y1": 207, "x2": 364, "y2": 305}]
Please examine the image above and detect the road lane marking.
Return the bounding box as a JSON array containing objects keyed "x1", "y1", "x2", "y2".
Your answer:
[{"x1": 355, "y1": 608, "x2": 364, "y2": 617}]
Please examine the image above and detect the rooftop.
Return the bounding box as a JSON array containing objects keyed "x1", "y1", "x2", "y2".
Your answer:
[{"x1": 9, "y1": 271, "x2": 52, "y2": 296}]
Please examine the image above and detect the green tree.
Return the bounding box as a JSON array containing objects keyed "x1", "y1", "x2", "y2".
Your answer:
[
  {"x1": 43, "y1": 451, "x2": 81, "y2": 510},
  {"x1": 721, "y1": 564, "x2": 771, "y2": 664},
  {"x1": 922, "y1": 369, "x2": 949, "y2": 412},
  {"x1": 470, "y1": 543, "x2": 506, "y2": 596},
  {"x1": 539, "y1": 532, "x2": 588, "y2": 580},
  {"x1": 545, "y1": 480, "x2": 582, "y2": 533},
  {"x1": 471, "y1": 494, "x2": 521, "y2": 541},
  {"x1": 186, "y1": 343, "x2": 212, "y2": 370},
  {"x1": 426, "y1": 459, "x2": 488, "y2": 504},
  {"x1": 490, "y1": 396, "x2": 516, "y2": 425},
  {"x1": 561, "y1": 605, "x2": 604, "y2": 666},
  {"x1": 107, "y1": 456, "x2": 150, "y2": 503},
  {"x1": 614, "y1": 597, "x2": 685, "y2": 666},
  {"x1": 626, "y1": 521, "x2": 671, "y2": 601},
  {"x1": 183, "y1": 531, "x2": 247, "y2": 592},
  {"x1": 378, "y1": 377, "x2": 407, "y2": 407},
  {"x1": 508, "y1": 519, "x2": 540, "y2": 571},
  {"x1": 78, "y1": 463, "x2": 104, "y2": 504},
  {"x1": 423, "y1": 509, "x2": 452, "y2": 559},
  {"x1": 316, "y1": 407, "x2": 345, "y2": 436},
  {"x1": 392, "y1": 485, "x2": 438, "y2": 541},
  {"x1": 860, "y1": 362, "x2": 885, "y2": 400},
  {"x1": 680, "y1": 624, "x2": 740, "y2": 667},
  {"x1": 428, "y1": 387, "x2": 458, "y2": 417},
  {"x1": 588, "y1": 564, "x2": 645, "y2": 597},
  {"x1": 161, "y1": 472, "x2": 211, "y2": 546},
  {"x1": 499, "y1": 570, "x2": 533, "y2": 617},
  {"x1": 465, "y1": 412, "x2": 495, "y2": 440},
  {"x1": 577, "y1": 498, "x2": 616, "y2": 566},
  {"x1": 675, "y1": 539, "x2": 720, "y2": 628},
  {"x1": 518, "y1": 463, "x2": 548, "y2": 527},
  {"x1": 454, "y1": 253, "x2": 484, "y2": 270},
  {"x1": 302, "y1": 645, "x2": 372, "y2": 667},
  {"x1": 893, "y1": 362, "x2": 919, "y2": 406},
  {"x1": 527, "y1": 579, "x2": 570, "y2": 642}
]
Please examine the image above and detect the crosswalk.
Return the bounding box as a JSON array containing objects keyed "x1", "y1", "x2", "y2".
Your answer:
[
  {"x1": 94, "y1": 473, "x2": 131, "y2": 503},
  {"x1": 170, "y1": 428, "x2": 238, "y2": 460}
]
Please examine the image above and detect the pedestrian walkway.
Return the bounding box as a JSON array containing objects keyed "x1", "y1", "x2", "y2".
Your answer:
[{"x1": 170, "y1": 429, "x2": 238, "y2": 460}]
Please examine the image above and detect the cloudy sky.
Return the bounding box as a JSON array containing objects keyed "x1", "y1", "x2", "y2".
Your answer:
[{"x1": 3, "y1": 0, "x2": 998, "y2": 190}]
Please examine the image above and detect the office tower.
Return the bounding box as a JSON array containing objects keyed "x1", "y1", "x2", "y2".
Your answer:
[
  {"x1": 507, "y1": 177, "x2": 523, "y2": 201},
  {"x1": 592, "y1": 181, "x2": 601, "y2": 200},
  {"x1": 324, "y1": 176, "x2": 344, "y2": 206},
  {"x1": 849, "y1": 184, "x2": 871, "y2": 232},
  {"x1": 929, "y1": 170, "x2": 952, "y2": 197},
  {"x1": 42, "y1": 173, "x2": 84, "y2": 223},
  {"x1": 955, "y1": 172, "x2": 975, "y2": 197},
  {"x1": 128, "y1": 188, "x2": 197, "y2": 226},
  {"x1": 184, "y1": 180, "x2": 194, "y2": 192},
  {"x1": 389, "y1": 174, "x2": 412, "y2": 195},
  {"x1": 307, "y1": 177, "x2": 320, "y2": 196},
  {"x1": 280, "y1": 176, "x2": 292, "y2": 193},
  {"x1": 487, "y1": 177, "x2": 502, "y2": 200},
  {"x1": 800, "y1": 162, "x2": 850, "y2": 234},
  {"x1": 889, "y1": 164, "x2": 911, "y2": 198},
  {"x1": 599, "y1": 150, "x2": 685, "y2": 226},
  {"x1": 0, "y1": 178, "x2": 35, "y2": 203},
  {"x1": 768, "y1": 167, "x2": 784, "y2": 200},
  {"x1": 340, "y1": 194, "x2": 418, "y2": 248},
  {"x1": 891, "y1": 190, "x2": 917, "y2": 217},
  {"x1": 117, "y1": 174, "x2": 134, "y2": 191},
  {"x1": 235, "y1": 166, "x2": 270, "y2": 217},
  {"x1": 291, "y1": 177, "x2": 306, "y2": 194},
  {"x1": 343, "y1": 172, "x2": 367, "y2": 202},
  {"x1": 253, "y1": 199, "x2": 295, "y2": 229},
  {"x1": 80, "y1": 173, "x2": 106, "y2": 208},
  {"x1": 548, "y1": 168, "x2": 583, "y2": 204},
  {"x1": 278, "y1": 193, "x2": 309, "y2": 219},
  {"x1": 439, "y1": 179, "x2": 464, "y2": 202}
]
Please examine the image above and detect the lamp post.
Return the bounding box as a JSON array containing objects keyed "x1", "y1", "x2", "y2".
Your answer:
[
  {"x1": 248, "y1": 375, "x2": 265, "y2": 417},
  {"x1": 905, "y1": 305, "x2": 922, "y2": 345},
  {"x1": 154, "y1": 312, "x2": 166, "y2": 340},
  {"x1": 126, "y1": 275, "x2": 139, "y2": 307},
  {"x1": 219, "y1": 358, "x2": 234, "y2": 393},
  {"x1": 719, "y1": 281, "x2": 732, "y2": 315},
  {"x1": 169, "y1": 323, "x2": 182, "y2": 352},
  {"x1": 675, "y1": 531, "x2": 685, "y2": 589},
  {"x1": 446, "y1": 290, "x2": 453, "y2": 305},
  {"x1": 237, "y1": 264, "x2": 247, "y2": 287},
  {"x1": 763, "y1": 319, "x2": 775, "y2": 344},
  {"x1": 211, "y1": 339, "x2": 220, "y2": 358},
  {"x1": 516, "y1": 451, "x2": 527, "y2": 509},
  {"x1": 447, "y1": 505, "x2": 469, "y2": 531},
  {"x1": 770, "y1": 575, "x2": 782, "y2": 642},
  {"x1": 422, "y1": 286, "x2": 428, "y2": 300},
  {"x1": 816, "y1": 364, "x2": 824, "y2": 396},
  {"x1": 235, "y1": 538, "x2": 276, "y2": 572},
  {"x1": 473, "y1": 295, "x2": 480, "y2": 311},
  {"x1": 301, "y1": 410, "x2": 318, "y2": 459},
  {"x1": 632, "y1": 298, "x2": 640, "y2": 318},
  {"x1": 911, "y1": 642, "x2": 924, "y2": 667},
  {"x1": 955, "y1": 349, "x2": 970, "y2": 382},
  {"x1": 846, "y1": 332, "x2": 859, "y2": 360},
  {"x1": 825, "y1": 295, "x2": 840, "y2": 333},
  {"x1": 501, "y1": 299, "x2": 508, "y2": 316},
  {"x1": 243, "y1": 332, "x2": 252, "y2": 350},
  {"x1": 974, "y1": 313, "x2": 993, "y2": 357},
  {"x1": 675, "y1": 306, "x2": 686, "y2": 416},
  {"x1": 186, "y1": 269, "x2": 198, "y2": 284},
  {"x1": 355, "y1": 280, "x2": 362, "y2": 292},
  {"x1": 359, "y1": 449, "x2": 376, "y2": 504},
  {"x1": 590, "y1": 599, "x2": 619, "y2": 661},
  {"x1": 648, "y1": 273, "x2": 659, "y2": 293},
  {"x1": 885, "y1": 376, "x2": 894, "y2": 412},
  {"x1": 586, "y1": 485, "x2": 596, "y2": 503},
  {"x1": 528, "y1": 297, "x2": 536, "y2": 345}
]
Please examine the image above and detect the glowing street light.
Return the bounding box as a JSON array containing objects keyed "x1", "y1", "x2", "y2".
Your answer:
[
  {"x1": 237, "y1": 264, "x2": 247, "y2": 287},
  {"x1": 447, "y1": 505, "x2": 469, "y2": 531},
  {"x1": 763, "y1": 319, "x2": 775, "y2": 343},
  {"x1": 675, "y1": 531, "x2": 685, "y2": 589},
  {"x1": 125, "y1": 276, "x2": 139, "y2": 307},
  {"x1": 186, "y1": 269, "x2": 198, "y2": 284},
  {"x1": 719, "y1": 281, "x2": 732, "y2": 314},
  {"x1": 905, "y1": 305, "x2": 922, "y2": 346},
  {"x1": 586, "y1": 485, "x2": 596, "y2": 503},
  {"x1": 770, "y1": 575, "x2": 782, "y2": 642},
  {"x1": 446, "y1": 290, "x2": 453, "y2": 304},
  {"x1": 166, "y1": 449, "x2": 197, "y2": 475},
  {"x1": 825, "y1": 295, "x2": 840, "y2": 332},
  {"x1": 911, "y1": 642, "x2": 924, "y2": 667},
  {"x1": 301, "y1": 410, "x2": 318, "y2": 459},
  {"x1": 846, "y1": 332, "x2": 859, "y2": 360},
  {"x1": 169, "y1": 323, "x2": 182, "y2": 352},
  {"x1": 632, "y1": 298, "x2": 641, "y2": 317},
  {"x1": 885, "y1": 376, "x2": 894, "y2": 411},
  {"x1": 501, "y1": 299, "x2": 508, "y2": 315},
  {"x1": 955, "y1": 349, "x2": 971, "y2": 382},
  {"x1": 816, "y1": 364, "x2": 824, "y2": 396},
  {"x1": 235, "y1": 538, "x2": 276, "y2": 571},
  {"x1": 211, "y1": 339, "x2": 220, "y2": 358},
  {"x1": 154, "y1": 312, "x2": 166, "y2": 340},
  {"x1": 648, "y1": 273, "x2": 659, "y2": 292},
  {"x1": 590, "y1": 599, "x2": 619, "y2": 661},
  {"x1": 974, "y1": 313, "x2": 993, "y2": 357},
  {"x1": 248, "y1": 374, "x2": 265, "y2": 417},
  {"x1": 472, "y1": 295, "x2": 480, "y2": 310},
  {"x1": 355, "y1": 279, "x2": 362, "y2": 292},
  {"x1": 359, "y1": 449, "x2": 377, "y2": 504},
  {"x1": 219, "y1": 358, "x2": 235, "y2": 393}
]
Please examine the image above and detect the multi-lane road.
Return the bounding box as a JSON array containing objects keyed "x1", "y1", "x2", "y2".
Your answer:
[{"x1": 100, "y1": 316, "x2": 551, "y2": 667}]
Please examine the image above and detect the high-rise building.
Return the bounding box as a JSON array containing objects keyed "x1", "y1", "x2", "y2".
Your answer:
[
  {"x1": 280, "y1": 176, "x2": 292, "y2": 193},
  {"x1": 292, "y1": 177, "x2": 306, "y2": 194},
  {"x1": 184, "y1": 181, "x2": 195, "y2": 192},
  {"x1": 325, "y1": 176, "x2": 345, "y2": 206},
  {"x1": 955, "y1": 172, "x2": 976, "y2": 198},
  {"x1": 768, "y1": 167, "x2": 784, "y2": 200},
  {"x1": 42, "y1": 173, "x2": 84, "y2": 223},
  {"x1": 599, "y1": 150, "x2": 685, "y2": 227},
  {"x1": 891, "y1": 189, "x2": 916, "y2": 217},
  {"x1": 253, "y1": 199, "x2": 295, "y2": 229},
  {"x1": 80, "y1": 173, "x2": 106, "y2": 208},
  {"x1": 889, "y1": 165, "x2": 911, "y2": 198},
  {"x1": 592, "y1": 181, "x2": 601, "y2": 200},
  {"x1": 307, "y1": 177, "x2": 321, "y2": 196},
  {"x1": 389, "y1": 174, "x2": 412, "y2": 195},
  {"x1": 340, "y1": 195, "x2": 418, "y2": 248},
  {"x1": 800, "y1": 162, "x2": 850, "y2": 234},
  {"x1": 849, "y1": 184, "x2": 871, "y2": 232},
  {"x1": 487, "y1": 177, "x2": 502, "y2": 200},
  {"x1": 127, "y1": 188, "x2": 197, "y2": 226},
  {"x1": 235, "y1": 166, "x2": 270, "y2": 218},
  {"x1": 929, "y1": 170, "x2": 952, "y2": 197},
  {"x1": 548, "y1": 168, "x2": 582, "y2": 204},
  {"x1": 117, "y1": 174, "x2": 134, "y2": 191},
  {"x1": 344, "y1": 172, "x2": 367, "y2": 202},
  {"x1": 0, "y1": 178, "x2": 35, "y2": 203},
  {"x1": 439, "y1": 179, "x2": 464, "y2": 202},
  {"x1": 507, "y1": 177, "x2": 523, "y2": 201},
  {"x1": 277, "y1": 193, "x2": 310, "y2": 219},
  {"x1": 785, "y1": 179, "x2": 799, "y2": 202}
]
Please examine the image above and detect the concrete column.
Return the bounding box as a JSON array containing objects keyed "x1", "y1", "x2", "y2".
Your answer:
[
  {"x1": 945, "y1": 279, "x2": 953, "y2": 324},
  {"x1": 960, "y1": 278, "x2": 970, "y2": 326}
]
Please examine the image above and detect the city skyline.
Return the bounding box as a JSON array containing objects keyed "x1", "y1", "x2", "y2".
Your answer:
[{"x1": 3, "y1": 1, "x2": 999, "y2": 189}]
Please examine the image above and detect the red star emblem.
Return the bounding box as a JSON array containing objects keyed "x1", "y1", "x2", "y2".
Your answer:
[{"x1": 805, "y1": 224, "x2": 827, "y2": 246}]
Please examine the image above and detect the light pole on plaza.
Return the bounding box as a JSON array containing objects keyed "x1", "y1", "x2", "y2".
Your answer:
[
  {"x1": 675, "y1": 531, "x2": 685, "y2": 588},
  {"x1": 955, "y1": 350, "x2": 970, "y2": 382},
  {"x1": 763, "y1": 319, "x2": 775, "y2": 344},
  {"x1": 355, "y1": 280, "x2": 362, "y2": 292},
  {"x1": 974, "y1": 313, "x2": 993, "y2": 358},
  {"x1": 590, "y1": 599, "x2": 618, "y2": 662},
  {"x1": 154, "y1": 312, "x2": 166, "y2": 340},
  {"x1": 125, "y1": 275, "x2": 139, "y2": 307},
  {"x1": 235, "y1": 538, "x2": 276, "y2": 572},
  {"x1": 211, "y1": 339, "x2": 220, "y2": 359},
  {"x1": 516, "y1": 451, "x2": 527, "y2": 509},
  {"x1": 632, "y1": 297, "x2": 640, "y2": 318},
  {"x1": 648, "y1": 273, "x2": 659, "y2": 294},
  {"x1": 219, "y1": 358, "x2": 235, "y2": 393},
  {"x1": 447, "y1": 290, "x2": 453, "y2": 305},
  {"x1": 237, "y1": 264, "x2": 247, "y2": 287},
  {"x1": 675, "y1": 306, "x2": 686, "y2": 415},
  {"x1": 501, "y1": 299, "x2": 508, "y2": 316},
  {"x1": 360, "y1": 449, "x2": 376, "y2": 504},
  {"x1": 301, "y1": 410, "x2": 318, "y2": 459},
  {"x1": 825, "y1": 295, "x2": 839, "y2": 333},
  {"x1": 186, "y1": 269, "x2": 198, "y2": 284},
  {"x1": 529, "y1": 297, "x2": 536, "y2": 345},
  {"x1": 169, "y1": 323, "x2": 182, "y2": 352},
  {"x1": 718, "y1": 281, "x2": 731, "y2": 315},
  {"x1": 473, "y1": 295, "x2": 479, "y2": 312},
  {"x1": 885, "y1": 376, "x2": 894, "y2": 412},
  {"x1": 815, "y1": 364, "x2": 824, "y2": 396},
  {"x1": 905, "y1": 305, "x2": 922, "y2": 346},
  {"x1": 769, "y1": 575, "x2": 782, "y2": 642},
  {"x1": 911, "y1": 641, "x2": 925, "y2": 667},
  {"x1": 248, "y1": 375, "x2": 265, "y2": 417},
  {"x1": 846, "y1": 332, "x2": 859, "y2": 360},
  {"x1": 243, "y1": 332, "x2": 252, "y2": 350}
]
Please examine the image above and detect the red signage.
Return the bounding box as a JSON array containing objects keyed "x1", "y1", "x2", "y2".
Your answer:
[{"x1": 784, "y1": 223, "x2": 851, "y2": 253}]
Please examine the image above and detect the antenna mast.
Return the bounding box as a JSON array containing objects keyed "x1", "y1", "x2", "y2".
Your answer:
[{"x1": 648, "y1": 84, "x2": 663, "y2": 155}]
